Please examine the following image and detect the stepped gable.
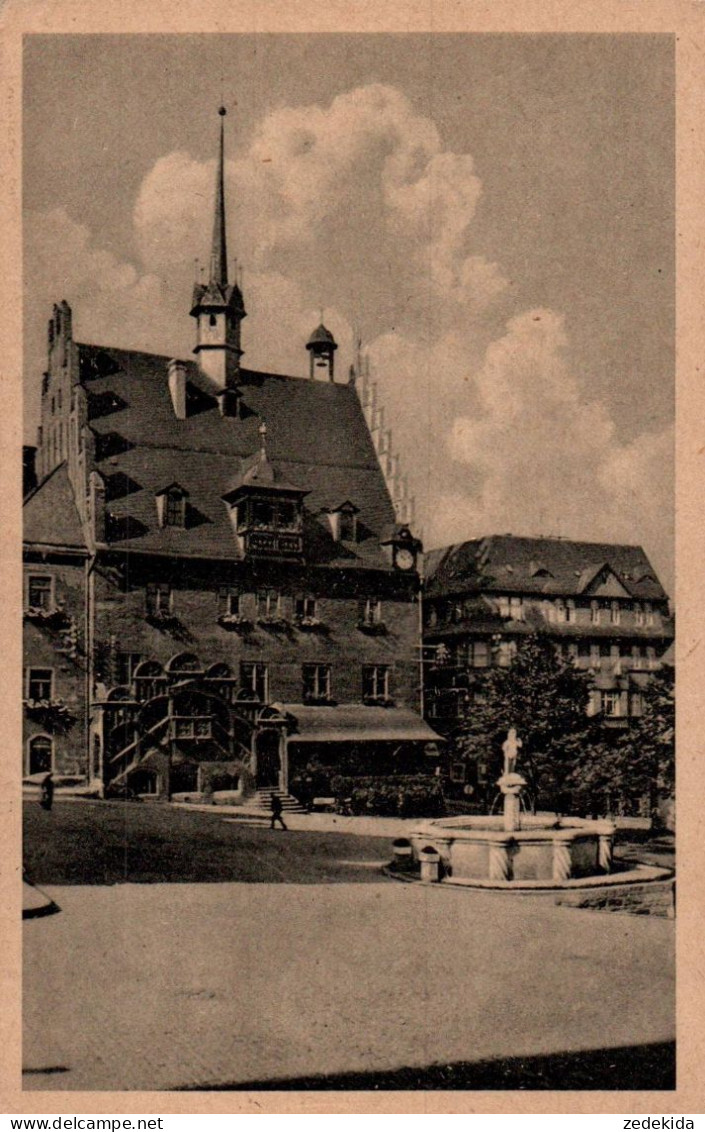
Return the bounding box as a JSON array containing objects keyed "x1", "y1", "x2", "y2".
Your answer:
[
  {"x1": 78, "y1": 343, "x2": 396, "y2": 565},
  {"x1": 23, "y1": 463, "x2": 87, "y2": 550},
  {"x1": 423, "y1": 534, "x2": 669, "y2": 602}
]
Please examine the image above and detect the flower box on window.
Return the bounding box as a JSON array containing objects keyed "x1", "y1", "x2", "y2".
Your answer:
[
  {"x1": 296, "y1": 616, "x2": 326, "y2": 632},
  {"x1": 24, "y1": 605, "x2": 69, "y2": 629},
  {"x1": 24, "y1": 697, "x2": 73, "y2": 726},
  {"x1": 357, "y1": 620, "x2": 388, "y2": 636},
  {"x1": 217, "y1": 613, "x2": 254, "y2": 632}
]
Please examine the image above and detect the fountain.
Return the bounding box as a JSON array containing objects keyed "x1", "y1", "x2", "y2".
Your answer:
[{"x1": 409, "y1": 728, "x2": 619, "y2": 888}]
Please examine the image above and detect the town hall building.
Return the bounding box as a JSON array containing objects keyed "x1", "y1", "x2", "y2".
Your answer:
[{"x1": 22, "y1": 108, "x2": 439, "y2": 802}]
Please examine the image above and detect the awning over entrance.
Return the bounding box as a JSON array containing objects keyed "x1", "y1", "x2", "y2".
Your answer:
[{"x1": 275, "y1": 703, "x2": 444, "y2": 744}]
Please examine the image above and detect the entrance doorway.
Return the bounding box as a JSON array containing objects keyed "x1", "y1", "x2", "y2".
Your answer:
[{"x1": 255, "y1": 729, "x2": 281, "y2": 789}]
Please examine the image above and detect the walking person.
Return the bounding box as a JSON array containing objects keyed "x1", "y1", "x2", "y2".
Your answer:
[
  {"x1": 269, "y1": 792, "x2": 288, "y2": 831},
  {"x1": 39, "y1": 771, "x2": 54, "y2": 812}
]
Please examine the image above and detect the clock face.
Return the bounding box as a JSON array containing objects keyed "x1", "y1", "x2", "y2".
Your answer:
[{"x1": 395, "y1": 547, "x2": 415, "y2": 571}]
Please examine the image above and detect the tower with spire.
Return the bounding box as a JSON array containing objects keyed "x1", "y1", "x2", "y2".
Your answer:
[{"x1": 190, "y1": 106, "x2": 246, "y2": 393}]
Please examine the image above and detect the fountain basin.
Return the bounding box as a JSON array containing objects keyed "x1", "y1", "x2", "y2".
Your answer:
[{"x1": 410, "y1": 815, "x2": 615, "y2": 886}]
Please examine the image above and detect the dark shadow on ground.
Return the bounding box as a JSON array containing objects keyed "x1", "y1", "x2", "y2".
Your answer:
[
  {"x1": 176, "y1": 1041, "x2": 675, "y2": 1092},
  {"x1": 23, "y1": 800, "x2": 392, "y2": 886}
]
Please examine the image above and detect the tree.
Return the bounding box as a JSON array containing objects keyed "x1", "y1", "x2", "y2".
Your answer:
[
  {"x1": 566, "y1": 666, "x2": 675, "y2": 822},
  {"x1": 454, "y1": 633, "x2": 593, "y2": 808}
]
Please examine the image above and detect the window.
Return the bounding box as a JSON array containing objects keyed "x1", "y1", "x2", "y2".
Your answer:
[
  {"x1": 498, "y1": 596, "x2": 510, "y2": 618},
  {"x1": 295, "y1": 596, "x2": 317, "y2": 620},
  {"x1": 28, "y1": 735, "x2": 53, "y2": 775},
  {"x1": 165, "y1": 490, "x2": 186, "y2": 528},
  {"x1": 27, "y1": 668, "x2": 53, "y2": 701},
  {"x1": 252, "y1": 499, "x2": 277, "y2": 528},
  {"x1": 509, "y1": 597, "x2": 524, "y2": 621},
  {"x1": 590, "y1": 601, "x2": 601, "y2": 626},
  {"x1": 566, "y1": 600, "x2": 576, "y2": 623},
  {"x1": 225, "y1": 592, "x2": 240, "y2": 616},
  {"x1": 610, "y1": 601, "x2": 621, "y2": 625},
  {"x1": 472, "y1": 640, "x2": 490, "y2": 668},
  {"x1": 362, "y1": 665, "x2": 390, "y2": 702},
  {"x1": 635, "y1": 603, "x2": 644, "y2": 626},
  {"x1": 631, "y1": 692, "x2": 644, "y2": 717},
  {"x1": 361, "y1": 598, "x2": 382, "y2": 625},
  {"x1": 602, "y1": 692, "x2": 621, "y2": 717},
  {"x1": 257, "y1": 590, "x2": 281, "y2": 620},
  {"x1": 589, "y1": 644, "x2": 600, "y2": 666},
  {"x1": 115, "y1": 652, "x2": 143, "y2": 687},
  {"x1": 554, "y1": 601, "x2": 566, "y2": 624},
  {"x1": 631, "y1": 645, "x2": 643, "y2": 669},
  {"x1": 646, "y1": 646, "x2": 657, "y2": 670},
  {"x1": 134, "y1": 660, "x2": 166, "y2": 703},
  {"x1": 27, "y1": 575, "x2": 53, "y2": 611},
  {"x1": 338, "y1": 508, "x2": 357, "y2": 542},
  {"x1": 567, "y1": 642, "x2": 579, "y2": 661},
  {"x1": 497, "y1": 641, "x2": 513, "y2": 667},
  {"x1": 302, "y1": 664, "x2": 331, "y2": 702},
  {"x1": 449, "y1": 762, "x2": 466, "y2": 784},
  {"x1": 147, "y1": 583, "x2": 172, "y2": 616},
  {"x1": 645, "y1": 602, "x2": 654, "y2": 627},
  {"x1": 241, "y1": 662, "x2": 269, "y2": 702}
]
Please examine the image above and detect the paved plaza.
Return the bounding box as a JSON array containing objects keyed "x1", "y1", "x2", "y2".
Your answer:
[{"x1": 24, "y1": 875, "x2": 674, "y2": 1091}]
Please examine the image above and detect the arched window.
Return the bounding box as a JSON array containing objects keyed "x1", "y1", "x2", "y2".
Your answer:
[
  {"x1": 28, "y1": 734, "x2": 53, "y2": 776},
  {"x1": 134, "y1": 660, "x2": 166, "y2": 703},
  {"x1": 206, "y1": 662, "x2": 236, "y2": 703},
  {"x1": 167, "y1": 652, "x2": 203, "y2": 676}
]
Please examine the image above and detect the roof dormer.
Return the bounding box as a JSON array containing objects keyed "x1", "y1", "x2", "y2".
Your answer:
[
  {"x1": 221, "y1": 422, "x2": 309, "y2": 559},
  {"x1": 156, "y1": 482, "x2": 189, "y2": 528},
  {"x1": 326, "y1": 500, "x2": 359, "y2": 542}
]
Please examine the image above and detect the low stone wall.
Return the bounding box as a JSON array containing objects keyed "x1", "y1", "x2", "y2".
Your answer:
[{"x1": 555, "y1": 879, "x2": 675, "y2": 918}]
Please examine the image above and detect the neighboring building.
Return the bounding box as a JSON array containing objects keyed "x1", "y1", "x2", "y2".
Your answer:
[
  {"x1": 422, "y1": 535, "x2": 674, "y2": 748},
  {"x1": 22, "y1": 108, "x2": 438, "y2": 799}
]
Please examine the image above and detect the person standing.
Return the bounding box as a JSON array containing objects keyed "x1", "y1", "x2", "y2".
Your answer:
[
  {"x1": 269, "y1": 792, "x2": 287, "y2": 831},
  {"x1": 40, "y1": 771, "x2": 54, "y2": 812}
]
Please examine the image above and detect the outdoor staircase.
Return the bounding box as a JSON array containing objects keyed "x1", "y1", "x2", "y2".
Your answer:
[{"x1": 252, "y1": 788, "x2": 306, "y2": 814}]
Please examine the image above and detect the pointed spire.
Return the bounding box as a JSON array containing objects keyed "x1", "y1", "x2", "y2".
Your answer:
[{"x1": 209, "y1": 106, "x2": 228, "y2": 287}]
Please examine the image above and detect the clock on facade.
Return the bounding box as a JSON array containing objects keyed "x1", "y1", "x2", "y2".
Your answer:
[{"x1": 395, "y1": 547, "x2": 416, "y2": 571}]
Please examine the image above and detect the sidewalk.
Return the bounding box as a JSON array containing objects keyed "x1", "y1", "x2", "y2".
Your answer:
[{"x1": 172, "y1": 800, "x2": 424, "y2": 838}]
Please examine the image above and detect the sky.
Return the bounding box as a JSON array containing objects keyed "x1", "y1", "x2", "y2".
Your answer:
[{"x1": 23, "y1": 33, "x2": 674, "y2": 591}]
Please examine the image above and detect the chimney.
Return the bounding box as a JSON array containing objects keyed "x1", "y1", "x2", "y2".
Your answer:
[{"x1": 167, "y1": 359, "x2": 188, "y2": 419}]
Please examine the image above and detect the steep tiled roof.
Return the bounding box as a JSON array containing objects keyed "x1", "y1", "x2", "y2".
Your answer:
[
  {"x1": 78, "y1": 344, "x2": 395, "y2": 566},
  {"x1": 23, "y1": 463, "x2": 87, "y2": 550},
  {"x1": 424, "y1": 535, "x2": 669, "y2": 602}
]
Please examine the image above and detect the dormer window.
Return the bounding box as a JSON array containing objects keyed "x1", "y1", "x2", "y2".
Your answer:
[
  {"x1": 156, "y1": 483, "x2": 188, "y2": 529},
  {"x1": 328, "y1": 501, "x2": 359, "y2": 543},
  {"x1": 221, "y1": 423, "x2": 309, "y2": 559}
]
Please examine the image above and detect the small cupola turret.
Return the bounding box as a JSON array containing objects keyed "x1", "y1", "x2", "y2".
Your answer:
[
  {"x1": 190, "y1": 107, "x2": 246, "y2": 393},
  {"x1": 306, "y1": 322, "x2": 338, "y2": 381}
]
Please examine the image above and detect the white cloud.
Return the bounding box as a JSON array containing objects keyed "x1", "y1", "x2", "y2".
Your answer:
[
  {"x1": 425, "y1": 308, "x2": 673, "y2": 587},
  {"x1": 25, "y1": 83, "x2": 672, "y2": 589}
]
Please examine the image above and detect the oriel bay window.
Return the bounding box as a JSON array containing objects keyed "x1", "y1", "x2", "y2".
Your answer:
[
  {"x1": 362, "y1": 665, "x2": 390, "y2": 703},
  {"x1": 302, "y1": 664, "x2": 332, "y2": 703}
]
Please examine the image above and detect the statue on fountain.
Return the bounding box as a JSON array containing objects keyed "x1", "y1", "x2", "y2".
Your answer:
[{"x1": 497, "y1": 727, "x2": 527, "y2": 833}]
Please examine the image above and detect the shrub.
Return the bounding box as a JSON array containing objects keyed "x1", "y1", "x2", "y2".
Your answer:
[{"x1": 330, "y1": 774, "x2": 445, "y2": 818}]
